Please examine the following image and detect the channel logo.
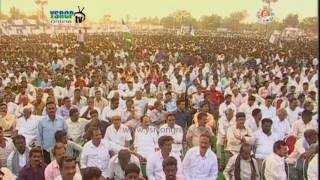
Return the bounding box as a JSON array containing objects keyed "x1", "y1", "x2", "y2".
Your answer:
[{"x1": 50, "y1": 6, "x2": 86, "y2": 24}]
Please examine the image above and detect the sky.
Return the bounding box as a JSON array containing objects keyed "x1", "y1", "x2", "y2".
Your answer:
[{"x1": 1, "y1": 0, "x2": 318, "y2": 23}]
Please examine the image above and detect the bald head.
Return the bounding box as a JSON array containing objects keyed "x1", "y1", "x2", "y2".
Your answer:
[{"x1": 276, "y1": 108, "x2": 288, "y2": 121}]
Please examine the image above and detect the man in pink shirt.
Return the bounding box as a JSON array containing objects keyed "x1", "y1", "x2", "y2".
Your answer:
[{"x1": 44, "y1": 143, "x2": 67, "y2": 180}]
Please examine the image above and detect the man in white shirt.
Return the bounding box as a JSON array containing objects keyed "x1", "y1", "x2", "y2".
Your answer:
[
  {"x1": 106, "y1": 149, "x2": 141, "y2": 180},
  {"x1": 254, "y1": 118, "x2": 280, "y2": 172},
  {"x1": 216, "y1": 108, "x2": 235, "y2": 170},
  {"x1": 226, "y1": 112, "x2": 254, "y2": 157},
  {"x1": 238, "y1": 96, "x2": 259, "y2": 119},
  {"x1": 285, "y1": 98, "x2": 302, "y2": 126},
  {"x1": 101, "y1": 97, "x2": 122, "y2": 123},
  {"x1": 158, "y1": 113, "x2": 184, "y2": 157},
  {"x1": 307, "y1": 149, "x2": 318, "y2": 180},
  {"x1": 146, "y1": 136, "x2": 182, "y2": 180},
  {"x1": 292, "y1": 110, "x2": 318, "y2": 139},
  {"x1": 272, "y1": 108, "x2": 291, "y2": 140},
  {"x1": 219, "y1": 94, "x2": 237, "y2": 119},
  {"x1": 123, "y1": 81, "x2": 137, "y2": 100},
  {"x1": 80, "y1": 127, "x2": 124, "y2": 179},
  {"x1": 269, "y1": 77, "x2": 283, "y2": 97},
  {"x1": 7, "y1": 135, "x2": 29, "y2": 177},
  {"x1": 231, "y1": 88, "x2": 243, "y2": 109},
  {"x1": 66, "y1": 108, "x2": 88, "y2": 144},
  {"x1": 15, "y1": 107, "x2": 41, "y2": 146},
  {"x1": 260, "y1": 96, "x2": 276, "y2": 121},
  {"x1": 133, "y1": 90, "x2": 148, "y2": 117},
  {"x1": 51, "y1": 80, "x2": 65, "y2": 102},
  {"x1": 223, "y1": 143, "x2": 260, "y2": 180},
  {"x1": 183, "y1": 133, "x2": 218, "y2": 180},
  {"x1": 94, "y1": 90, "x2": 108, "y2": 113},
  {"x1": 245, "y1": 108, "x2": 262, "y2": 133},
  {"x1": 104, "y1": 115, "x2": 132, "y2": 147},
  {"x1": 288, "y1": 129, "x2": 318, "y2": 164},
  {"x1": 263, "y1": 140, "x2": 289, "y2": 180},
  {"x1": 79, "y1": 97, "x2": 101, "y2": 120},
  {"x1": 147, "y1": 101, "x2": 167, "y2": 129}
]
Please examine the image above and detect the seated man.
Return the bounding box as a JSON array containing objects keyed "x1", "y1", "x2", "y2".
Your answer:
[
  {"x1": 0, "y1": 103, "x2": 16, "y2": 137},
  {"x1": 183, "y1": 133, "x2": 218, "y2": 180},
  {"x1": 54, "y1": 131, "x2": 82, "y2": 162},
  {"x1": 264, "y1": 140, "x2": 289, "y2": 180},
  {"x1": 288, "y1": 129, "x2": 318, "y2": 164},
  {"x1": 106, "y1": 149, "x2": 141, "y2": 180},
  {"x1": 146, "y1": 136, "x2": 182, "y2": 180},
  {"x1": 162, "y1": 156, "x2": 186, "y2": 180},
  {"x1": 54, "y1": 157, "x2": 82, "y2": 180},
  {"x1": 18, "y1": 147, "x2": 46, "y2": 180},
  {"x1": 186, "y1": 112, "x2": 214, "y2": 148},
  {"x1": 104, "y1": 115, "x2": 132, "y2": 147},
  {"x1": 7, "y1": 135, "x2": 29, "y2": 177},
  {"x1": 223, "y1": 143, "x2": 260, "y2": 180},
  {"x1": 225, "y1": 112, "x2": 254, "y2": 160},
  {"x1": 44, "y1": 143, "x2": 67, "y2": 180},
  {"x1": 124, "y1": 163, "x2": 145, "y2": 180},
  {"x1": 80, "y1": 127, "x2": 124, "y2": 179},
  {"x1": 81, "y1": 167, "x2": 102, "y2": 180}
]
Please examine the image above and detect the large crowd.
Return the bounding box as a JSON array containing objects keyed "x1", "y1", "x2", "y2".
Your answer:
[{"x1": 0, "y1": 31, "x2": 318, "y2": 180}]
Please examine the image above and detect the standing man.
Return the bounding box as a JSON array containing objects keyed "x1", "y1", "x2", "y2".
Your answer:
[
  {"x1": 182, "y1": 133, "x2": 218, "y2": 180},
  {"x1": 264, "y1": 140, "x2": 289, "y2": 180},
  {"x1": 254, "y1": 118, "x2": 280, "y2": 172},
  {"x1": 38, "y1": 102, "x2": 69, "y2": 164}
]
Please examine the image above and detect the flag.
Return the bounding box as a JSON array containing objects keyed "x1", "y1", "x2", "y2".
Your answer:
[{"x1": 122, "y1": 19, "x2": 133, "y2": 45}]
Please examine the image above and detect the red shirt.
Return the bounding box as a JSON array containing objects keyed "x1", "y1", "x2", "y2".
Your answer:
[
  {"x1": 75, "y1": 79, "x2": 86, "y2": 88},
  {"x1": 202, "y1": 89, "x2": 224, "y2": 106}
]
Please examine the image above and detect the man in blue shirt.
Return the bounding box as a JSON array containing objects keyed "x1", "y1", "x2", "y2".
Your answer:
[
  {"x1": 164, "y1": 92, "x2": 177, "y2": 113},
  {"x1": 38, "y1": 101, "x2": 68, "y2": 164}
]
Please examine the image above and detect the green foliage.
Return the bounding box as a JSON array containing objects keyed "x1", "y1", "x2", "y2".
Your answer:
[{"x1": 283, "y1": 14, "x2": 299, "y2": 28}]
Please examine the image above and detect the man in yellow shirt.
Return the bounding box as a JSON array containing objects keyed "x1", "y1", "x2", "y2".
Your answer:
[{"x1": 0, "y1": 103, "x2": 16, "y2": 137}]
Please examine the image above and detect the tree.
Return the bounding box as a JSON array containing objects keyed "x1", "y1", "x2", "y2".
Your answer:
[
  {"x1": 262, "y1": 0, "x2": 278, "y2": 3},
  {"x1": 199, "y1": 14, "x2": 222, "y2": 30},
  {"x1": 160, "y1": 10, "x2": 198, "y2": 28},
  {"x1": 0, "y1": 12, "x2": 10, "y2": 20},
  {"x1": 267, "y1": 19, "x2": 284, "y2": 31},
  {"x1": 223, "y1": 10, "x2": 248, "y2": 31},
  {"x1": 9, "y1": 7, "x2": 26, "y2": 20},
  {"x1": 137, "y1": 17, "x2": 160, "y2": 25},
  {"x1": 35, "y1": 0, "x2": 48, "y2": 20},
  {"x1": 283, "y1": 14, "x2": 299, "y2": 28},
  {"x1": 300, "y1": 17, "x2": 318, "y2": 33},
  {"x1": 160, "y1": 16, "x2": 175, "y2": 28}
]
